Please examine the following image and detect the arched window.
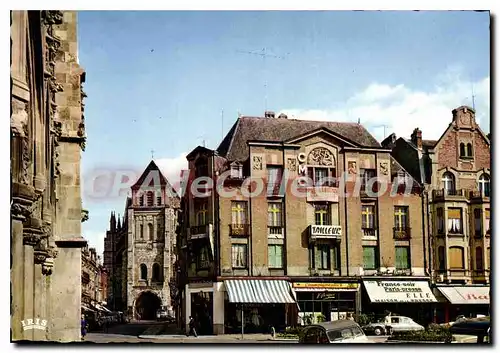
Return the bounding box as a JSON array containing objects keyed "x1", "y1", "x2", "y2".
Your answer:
[
  {"x1": 448, "y1": 246, "x2": 464, "y2": 269},
  {"x1": 442, "y1": 172, "x2": 455, "y2": 193},
  {"x1": 460, "y1": 143, "x2": 466, "y2": 157},
  {"x1": 475, "y1": 247, "x2": 483, "y2": 270},
  {"x1": 140, "y1": 224, "x2": 144, "y2": 239},
  {"x1": 148, "y1": 223, "x2": 154, "y2": 240},
  {"x1": 438, "y1": 246, "x2": 446, "y2": 271},
  {"x1": 478, "y1": 174, "x2": 490, "y2": 197},
  {"x1": 466, "y1": 143, "x2": 473, "y2": 157},
  {"x1": 140, "y1": 264, "x2": 147, "y2": 280},
  {"x1": 152, "y1": 263, "x2": 161, "y2": 282}
]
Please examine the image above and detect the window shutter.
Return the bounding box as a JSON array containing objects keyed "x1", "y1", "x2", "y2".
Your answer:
[{"x1": 449, "y1": 247, "x2": 464, "y2": 269}]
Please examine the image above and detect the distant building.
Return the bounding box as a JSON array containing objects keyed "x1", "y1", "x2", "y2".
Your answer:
[
  {"x1": 81, "y1": 245, "x2": 109, "y2": 315},
  {"x1": 104, "y1": 161, "x2": 179, "y2": 320},
  {"x1": 385, "y1": 105, "x2": 490, "y2": 323}
]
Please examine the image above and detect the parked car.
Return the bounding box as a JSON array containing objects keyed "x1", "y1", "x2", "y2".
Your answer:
[
  {"x1": 449, "y1": 316, "x2": 490, "y2": 343},
  {"x1": 299, "y1": 320, "x2": 370, "y2": 343},
  {"x1": 362, "y1": 315, "x2": 424, "y2": 336}
]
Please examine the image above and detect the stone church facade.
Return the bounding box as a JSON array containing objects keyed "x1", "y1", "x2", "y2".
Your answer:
[
  {"x1": 104, "y1": 161, "x2": 179, "y2": 320},
  {"x1": 11, "y1": 11, "x2": 87, "y2": 341}
]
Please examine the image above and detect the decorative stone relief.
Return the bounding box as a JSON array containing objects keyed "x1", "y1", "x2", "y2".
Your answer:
[
  {"x1": 347, "y1": 161, "x2": 357, "y2": 174},
  {"x1": 252, "y1": 156, "x2": 262, "y2": 170},
  {"x1": 379, "y1": 161, "x2": 389, "y2": 176},
  {"x1": 308, "y1": 147, "x2": 335, "y2": 166},
  {"x1": 287, "y1": 158, "x2": 296, "y2": 171}
]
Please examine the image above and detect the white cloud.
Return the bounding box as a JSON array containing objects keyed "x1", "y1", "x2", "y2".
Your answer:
[
  {"x1": 155, "y1": 152, "x2": 189, "y2": 193},
  {"x1": 82, "y1": 229, "x2": 106, "y2": 260},
  {"x1": 280, "y1": 67, "x2": 490, "y2": 142}
]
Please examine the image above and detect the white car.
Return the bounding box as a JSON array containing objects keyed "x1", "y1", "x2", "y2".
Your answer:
[
  {"x1": 362, "y1": 315, "x2": 424, "y2": 336},
  {"x1": 299, "y1": 320, "x2": 370, "y2": 343}
]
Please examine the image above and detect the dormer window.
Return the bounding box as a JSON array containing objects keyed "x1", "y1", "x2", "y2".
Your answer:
[{"x1": 230, "y1": 163, "x2": 243, "y2": 179}]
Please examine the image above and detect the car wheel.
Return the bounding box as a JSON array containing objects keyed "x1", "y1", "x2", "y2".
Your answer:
[{"x1": 373, "y1": 327, "x2": 384, "y2": 336}]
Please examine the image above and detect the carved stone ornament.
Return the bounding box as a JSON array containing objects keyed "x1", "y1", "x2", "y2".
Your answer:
[
  {"x1": 41, "y1": 10, "x2": 63, "y2": 27},
  {"x1": 347, "y1": 161, "x2": 357, "y2": 174},
  {"x1": 252, "y1": 156, "x2": 263, "y2": 170},
  {"x1": 308, "y1": 147, "x2": 335, "y2": 166},
  {"x1": 287, "y1": 158, "x2": 297, "y2": 171},
  {"x1": 11, "y1": 202, "x2": 31, "y2": 219},
  {"x1": 379, "y1": 161, "x2": 389, "y2": 176}
]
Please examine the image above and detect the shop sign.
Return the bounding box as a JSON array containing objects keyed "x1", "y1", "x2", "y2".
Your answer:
[
  {"x1": 363, "y1": 281, "x2": 437, "y2": 303},
  {"x1": 316, "y1": 293, "x2": 336, "y2": 300},
  {"x1": 310, "y1": 225, "x2": 342, "y2": 238},
  {"x1": 293, "y1": 282, "x2": 358, "y2": 290}
]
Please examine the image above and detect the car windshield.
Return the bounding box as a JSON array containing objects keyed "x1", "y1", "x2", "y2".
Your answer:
[{"x1": 327, "y1": 328, "x2": 354, "y2": 341}]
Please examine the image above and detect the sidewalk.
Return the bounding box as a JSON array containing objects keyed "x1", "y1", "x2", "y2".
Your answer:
[{"x1": 138, "y1": 333, "x2": 289, "y2": 342}]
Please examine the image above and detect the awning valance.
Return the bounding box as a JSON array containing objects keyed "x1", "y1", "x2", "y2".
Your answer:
[
  {"x1": 436, "y1": 286, "x2": 490, "y2": 305},
  {"x1": 363, "y1": 280, "x2": 437, "y2": 303},
  {"x1": 225, "y1": 279, "x2": 296, "y2": 304},
  {"x1": 82, "y1": 304, "x2": 95, "y2": 312}
]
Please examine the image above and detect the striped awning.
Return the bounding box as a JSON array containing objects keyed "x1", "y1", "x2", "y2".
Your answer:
[
  {"x1": 81, "y1": 304, "x2": 95, "y2": 312},
  {"x1": 225, "y1": 279, "x2": 297, "y2": 304}
]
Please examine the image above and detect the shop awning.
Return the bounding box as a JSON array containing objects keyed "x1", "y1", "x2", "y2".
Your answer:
[
  {"x1": 81, "y1": 304, "x2": 95, "y2": 312},
  {"x1": 225, "y1": 279, "x2": 296, "y2": 304},
  {"x1": 95, "y1": 304, "x2": 113, "y2": 313},
  {"x1": 363, "y1": 280, "x2": 437, "y2": 303},
  {"x1": 436, "y1": 286, "x2": 490, "y2": 305}
]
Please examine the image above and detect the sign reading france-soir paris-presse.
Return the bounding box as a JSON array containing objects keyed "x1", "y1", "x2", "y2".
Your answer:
[{"x1": 363, "y1": 281, "x2": 438, "y2": 303}]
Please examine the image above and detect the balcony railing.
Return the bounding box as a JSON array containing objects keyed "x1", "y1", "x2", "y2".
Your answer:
[
  {"x1": 268, "y1": 226, "x2": 284, "y2": 238},
  {"x1": 470, "y1": 190, "x2": 491, "y2": 199},
  {"x1": 362, "y1": 228, "x2": 377, "y2": 237},
  {"x1": 448, "y1": 226, "x2": 464, "y2": 235},
  {"x1": 190, "y1": 224, "x2": 209, "y2": 239},
  {"x1": 393, "y1": 227, "x2": 411, "y2": 239},
  {"x1": 230, "y1": 224, "x2": 249, "y2": 237},
  {"x1": 433, "y1": 188, "x2": 468, "y2": 200}
]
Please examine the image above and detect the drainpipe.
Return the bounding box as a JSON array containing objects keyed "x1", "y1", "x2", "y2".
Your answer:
[
  {"x1": 282, "y1": 142, "x2": 287, "y2": 275},
  {"x1": 248, "y1": 144, "x2": 253, "y2": 276},
  {"x1": 211, "y1": 151, "x2": 220, "y2": 278},
  {"x1": 425, "y1": 189, "x2": 431, "y2": 277},
  {"x1": 421, "y1": 188, "x2": 429, "y2": 276},
  {"x1": 343, "y1": 153, "x2": 350, "y2": 276}
]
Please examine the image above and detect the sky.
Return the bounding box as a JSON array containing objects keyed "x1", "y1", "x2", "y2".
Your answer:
[{"x1": 77, "y1": 10, "x2": 490, "y2": 257}]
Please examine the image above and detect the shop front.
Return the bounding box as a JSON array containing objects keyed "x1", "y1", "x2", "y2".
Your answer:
[
  {"x1": 433, "y1": 285, "x2": 490, "y2": 323},
  {"x1": 292, "y1": 282, "x2": 359, "y2": 324},
  {"x1": 223, "y1": 279, "x2": 297, "y2": 334},
  {"x1": 362, "y1": 280, "x2": 437, "y2": 325}
]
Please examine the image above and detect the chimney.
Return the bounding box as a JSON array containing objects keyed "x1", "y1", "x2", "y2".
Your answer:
[
  {"x1": 265, "y1": 111, "x2": 275, "y2": 118},
  {"x1": 411, "y1": 128, "x2": 422, "y2": 149}
]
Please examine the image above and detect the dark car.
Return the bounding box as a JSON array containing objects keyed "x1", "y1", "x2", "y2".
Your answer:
[
  {"x1": 299, "y1": 320, "x2": 370, "y2": 343},
  {"x1": 449, "y1": 317, "x2": 490, "y2": 343}
]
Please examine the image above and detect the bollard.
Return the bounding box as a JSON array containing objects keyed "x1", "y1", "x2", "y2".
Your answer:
[{"x1": 271, "y1": 326, "x2": 276, "y2": 340}]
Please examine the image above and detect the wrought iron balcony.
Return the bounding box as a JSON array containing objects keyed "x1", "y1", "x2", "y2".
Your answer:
[
  {"x1": 268, "y1": 226, "x2": 284, "y2": 238},
  {"x1": 189, "y1": 224, "x2": 209, "y2": 239},
  {"x1": 393, "y1": 227, "x2": 411, "y2": 239},
  {"x1": 362, "y1": 228, "x2": 377, "y2": 237},
  {"x1": 230, "y1": 224, "x2": 249, "y2": 237}
]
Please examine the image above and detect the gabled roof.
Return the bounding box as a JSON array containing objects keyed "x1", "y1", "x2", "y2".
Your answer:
[
  {"x1": 131, "y1": 160, "x2": 170, "y2": 189},
  {"x1": 186, "y1": 145, "x2": 214, "y2": 161},
  {"x1": 217, "y1": 116, "x2": 381, "y2": 162}
]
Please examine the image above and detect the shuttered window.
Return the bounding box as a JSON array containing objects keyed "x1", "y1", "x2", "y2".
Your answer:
[
  {"x1": 363, "y1": 246, "x2": 378, "y2": 270},
  {"x1": 448, "y1": 247, "x2": 464, "y2": 269},
  {"x1": 395, "y1": 246, "x2": 410, "y2": 269}
]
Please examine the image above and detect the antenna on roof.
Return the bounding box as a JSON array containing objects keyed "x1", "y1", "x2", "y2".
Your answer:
[
  {"x1": 236, "y1": 47, "x2": 289, "y2": 112},
  {"x1": 471, "y1": 82, "x2": 476, "y2": 110}
]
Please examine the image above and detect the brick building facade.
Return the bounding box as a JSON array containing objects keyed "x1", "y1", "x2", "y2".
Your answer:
[
  {"x1": 384, "y1": 105, "x2": 490, "y2": 323},
  {"x1": 10, "y1": 11, "x2": 88, "y2": 341},
  {"x1": 177, "y1": 111, "x2": 435, "y2": 334}
]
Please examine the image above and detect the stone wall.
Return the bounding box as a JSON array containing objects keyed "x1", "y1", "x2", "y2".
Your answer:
[{"x1": 10, "y1": 10, "x2": 87, "y2": 342}]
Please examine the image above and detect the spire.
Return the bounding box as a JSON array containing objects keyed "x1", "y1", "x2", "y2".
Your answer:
[
  {"x1": 117, "y1": 213, "x2": 121, "y2": 229},
  {"x1": 110, "y1": 211, "x2": 116, "y2": 231}
]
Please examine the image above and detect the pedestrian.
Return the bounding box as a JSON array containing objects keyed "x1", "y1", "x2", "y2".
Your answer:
[
  {"x1": 187, "y1": 316, "x2": 198, "y2": 337},
  {"x1": 81, "y1": 314, "x2": 88, "y2": 341}
]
